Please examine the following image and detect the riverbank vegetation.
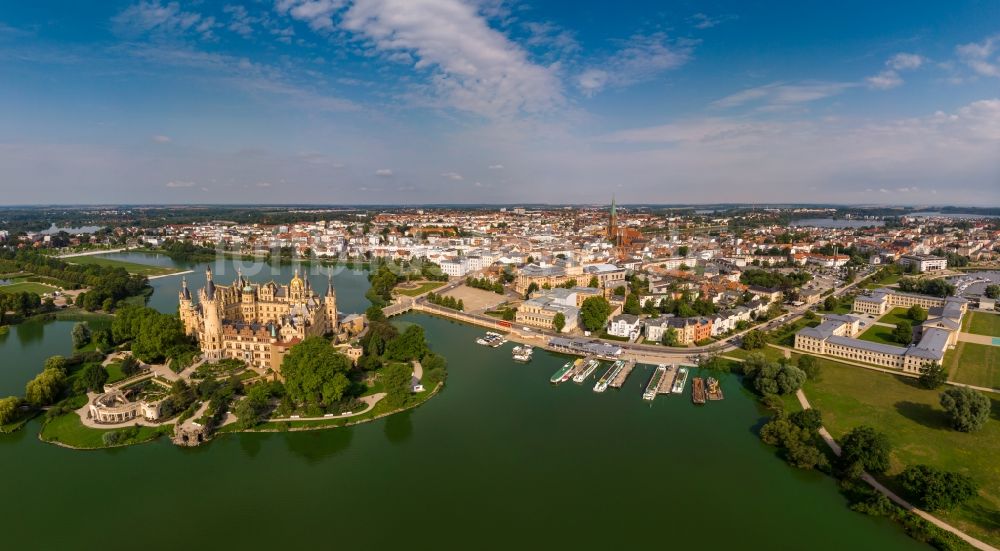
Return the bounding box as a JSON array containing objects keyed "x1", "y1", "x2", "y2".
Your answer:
[{"x1": 425, "y1": 292, "x2": 463, "y2": 311}]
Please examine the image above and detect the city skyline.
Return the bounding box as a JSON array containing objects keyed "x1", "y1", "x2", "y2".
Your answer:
[{"x1": 1, "y1": 1, "x2": 999, "y2": 205}]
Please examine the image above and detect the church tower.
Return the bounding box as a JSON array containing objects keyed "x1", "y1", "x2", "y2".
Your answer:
[{"x1": 324, "y1": 272, "x2": 338, "y2": 336}]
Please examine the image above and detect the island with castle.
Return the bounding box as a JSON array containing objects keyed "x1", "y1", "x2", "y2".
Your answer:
[{"x1": 63, "y1": 265, "x2": 446, "y2": 448}]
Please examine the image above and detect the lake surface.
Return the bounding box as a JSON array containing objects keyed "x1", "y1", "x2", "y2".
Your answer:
[
  {"x1": 39, "y1": 223, "x2": 104, "y2": 234},
  {"x1": 791, "y1": 218, "x2": 885, "y2": 228},
  {"x1": 0, "y1": 253, "x2": 928, "y2": 549}
]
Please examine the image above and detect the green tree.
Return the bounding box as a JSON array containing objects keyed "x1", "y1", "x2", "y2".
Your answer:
[
  {"x1": 71, "y1": 322, "x2": 91, "y2": 349},
  {"x1": 917, "y1": 362, "x2": 948, "y2": 389},
  {"x1": 280, "y1": 337, "x2": 353, "y2": 408},
  {"x1": 43, "y1": 355, "x2": 68, "y2": 372},
  {"x1": 386, "y1": 325, "x2": 429, "y2": 362},
  {"x1": 234, "y1": 384, "x2": 272, "y2": 430},
  {"x1": 77, "y1": 363, "x2": 109, "y2": 392},
  {"x1": 893, "y1": 320, "x2": 913, "y2": 345},
  {"x1": 840, "y1": 425, "x2": 891, "y2": 474},
  {"x1": 661, "y1": 328, "x2": 679, "y2": 347},
  {"x1": 623, "y1": 293, "x2": 641, "y2": 315},
  {"x1": 366, "y1": 304, "x2": 386, "y2": 322},
  {"x1": 985, "y1": 284, "x2": 1000, "y2": 299},
  {"x1": 907, "y1": 304, "x2": 927, "y2": 322},
  {"x1": 823, "y1": 295, "x2": 839, "y2": 312},
  {"x1": 899, "y1": 464, "x2": 978, "y2": 511},
  {"x1": 25, "y1": 367, "x2": 66, "y2": 406},
  {"x1": 553, "y1": 312, "x2": 566, "y2": 333},
  {"x1": 741, "y1": 330, "x2": 767, "y2": 350},
  {"x1": 120, "y1": 356, "x2": 141, "y2": 377},
  {"x1": 0, "y1": 396, "x2": 21, "y2": 425},
  {"x1": 940, "y1": 387, "x2": 991, "y2": 432},
  {"x1": 580, "y1": 296, "x2": 612, "y2": 332},
  {"x1": 383, "y1": 362, "x2": 412, "y2": 408},
  {"x1": 797, "y1": 355, "x2": 821, "y2": 380},
  {"x1": 588, "y1": 275, "x2": 600, "y2": 288}
]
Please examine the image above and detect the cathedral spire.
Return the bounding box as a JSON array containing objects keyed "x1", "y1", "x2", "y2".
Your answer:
[{"x1": 327, "y1": 271, "x2": 334, "y2": 296}]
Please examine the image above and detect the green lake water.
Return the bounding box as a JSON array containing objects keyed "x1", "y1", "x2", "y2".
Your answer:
[{"x1": 0, "y1": 254, "x2": 928, "y2": 549}]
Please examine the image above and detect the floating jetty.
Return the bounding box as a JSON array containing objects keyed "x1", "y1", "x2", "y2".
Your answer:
[
  {"x1": 671, "y1": 367, "x2": 689, "y2": 394},
  {"x1": 656, "y1": 364, "x2": 678, "y2": 395},
  {"x1": 609, "y1": 359, "x2": 636, "y2": 389},
  {"x1": 572, "y1": 358, "x2": 601, "y2": 383},
  {"x1": 550, "y1": 361, "x2": 575, "y2": 384},
  {"x1": 707, "y1": 377, "x2": 724, "y2": 401},
  {"x1": 512, "y1": 345, "x2": 533, "y2": 362},
  {"x1": 644, "y1": 365, "x2": 666, "y2": 401},
  {"x1": 692, "y1": 377, "x2": 707, "y2": 405},
  {"x1": 593, "y1": 360, "x2": 625, "y2": 393}
]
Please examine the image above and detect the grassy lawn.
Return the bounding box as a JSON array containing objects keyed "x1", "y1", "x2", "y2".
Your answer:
[
  {"x1": 39, "y1": 413, "x2": 171, "y2": 449},
  {"x1": 394, "y1": 280, "x2": 446, "y2": 297},
  {"x1": 0, "y1": 281, "x2": 59, "y2": 294},
  {"x1": 857, "y1": 325, "x2": 907, "y2": 347},
  {"x1": 802, "y1": 360, "x2": 1000, "y2": 547},
  {"x1": 946, "y1": 341, "x2": 1000, "y2": 389},
  {"x1": 105, "y1": 362, "x2": 126, "y2": 384},
  {"x1": 724, "y1": 345, "x2": 789, "y2": 363},
  {"x1": 65, "y1": 255, "x2": 179, "y2": 276},
  {"x1": 877, "y1": 307, "x2": 915, "y2": 327},
  {"x1": 967, "y1": 311, "x2": 1000, "y2": 338}
]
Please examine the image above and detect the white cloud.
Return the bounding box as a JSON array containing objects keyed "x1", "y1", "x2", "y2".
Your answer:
[
  {"x1": 957, "y1": 35, "x2": 1000, "y2": 77},
  {"x1": 867, "y1": 53, "x2": 925, "y2": 90},
  {"x1": 441, "y1": 171, "x2": 463, "y2": 180},
  {"x1": 113, "y1": 1, "x2": 217, "y2": 40},
  {"x1": 375, "y1": 168, "x2": 393, "y2": 177},
  {"x1": 256, "y1": 181, "x2": 272, "y2": 187},
  {"x1": 151, "y1": 134, "x2": 172, "y2": 143},
  {"x1": 712, "y1": 82, "x2": 854, "y2": 109},
  {"x1": 578, "y1": 33, "x2": 695, "y2": 96},
  {"x1": 275, "y1": 0, "x2": 345, "y2": 31},
  {"x1": 224, "y1": 5, "x2": 255, "y2": 37},
  {"x1": 165, "y1": 180, "x2": 195, "y2": 187},
  {"x1": 338, "y1": 0, "x2": 563, "y2": 117},
  {"x1": 488, "y1": 163, "x2": 503, "y2": 170},
  {"x1": 888, "y1": 53, "x2": 925, "y2": 71},
  {"x1": 867, "y1": 70, "x2": 902, "y2": 90}
]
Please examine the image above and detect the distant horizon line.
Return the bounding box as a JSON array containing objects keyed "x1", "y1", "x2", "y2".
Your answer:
[{"x1": 1, "y1": 202, "x2": 999, "y2": 210}]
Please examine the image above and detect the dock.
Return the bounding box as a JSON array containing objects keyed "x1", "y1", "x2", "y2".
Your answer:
[
  {"x1": 656, "y1": 364, "x2": 678, "y2": 395},
  {"x1": 609, "y1": 359, "x2": 636, "y2": 389},
  {"x1": 643, "y1": 365, "x2": 666, "y2": 401},
  {"x1": 692, "y1": 377, "x2": 707, "y2": 405}
]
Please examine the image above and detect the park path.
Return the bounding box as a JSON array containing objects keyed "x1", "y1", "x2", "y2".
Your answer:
[
  {"x1": 795, "y1": 389, "x2": 997, "y2": 551},
  {"x1": 259, "y1": 393, "x2": 387, "y2": 423},
  {"x1": 148, "y1": 270, "x2": 193, "y2": 280},
  {"x1": 57, "y1": 247, "x2": 129, "y2": 258}
]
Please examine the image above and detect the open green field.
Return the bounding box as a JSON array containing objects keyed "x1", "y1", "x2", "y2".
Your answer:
[
  {"x1": 877, "y1": 307, "x2": 915, "y2": 327},
  {"x1": 802, "y1": 358, "x2": 1000, "y2": 547},
  {"x1": 0, "y1": 281, "x2": 59, "y2": 295},
  {"x1": 39, "y1": 413, "x2": 171, "y2": 449},
  {"x1": 65, "y1": 255, "x2": 179, "y2": 276},
  {"x1": 967, "y1": 311, "x2": 1000, "y2": 338},
  {"x1": 945, "y1": 341, "x2": 1000, "y2": 389},
  {"x1": 857, "y1": 325, "x2": 906, "y2": 347},
  {"x1": 394, "y1": 280, "x2": 446, "y2": 297}
]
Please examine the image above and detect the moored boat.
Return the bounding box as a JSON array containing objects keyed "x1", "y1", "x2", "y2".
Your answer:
[
  {"x1": 550, "y1": 361, "x2": 573, "y2": 384},
  {"x1": 594, "y1": 360, "x2": 625, "y2": 393},
  {"x1": 707, "y1": 377, "x2": 724, "y2": 400},
  {"x1": 643, "y1": 365, "x2": 666, "y2": 401},
  {"x1": 572, "y1": 359, "x2": 601, "y2": 383},
  {"x1": 513, "y1": 345, "x2": 533, "y2": 362},
  {"x1": 692, "y1": 377, "x2": 707, "y2": 404},
  {"x1": 671, "y1": 367, "x2": 689, "y2": 394}
]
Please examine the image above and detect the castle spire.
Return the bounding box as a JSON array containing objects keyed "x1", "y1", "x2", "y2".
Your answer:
[
  {"x1": 180, "y1": 276, "x2": 191, "y2": 300},
  {"x1": 327, "y1": 271, "x2": 334, "y2": 296}
]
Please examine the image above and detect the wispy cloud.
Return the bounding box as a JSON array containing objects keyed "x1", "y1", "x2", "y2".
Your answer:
[
  {"x1": 957, "y1": 35, "x2": 1000, "y2": 77},
  {"x1": 441, "y1": 171, "x2": 463, "y2": 180},
  {"x1": 165, "y1": 180, "x2": 196, "y2": 188},
  {"x1": 577, "y1": 33, "x2": 696, "y2": 96},
  {"x1": 689, "y1": 13, "x2": 737, "y2": 30},
  {"x1": 151, "y1": 134, "x2": 172, "y2": 143},
  {"x1": 712, "y1": 82, "x2": 854, "y2": 109},
  {"x1": 274, "y1": 0, "x2": 345, "y2": 31},
  {"x1": 374, "y1": 168, "x2": 393, "y2": 177},
  {"x1": 488, "y1": 164, "x2": 504, "y2": 170},
  {"x1": 336, "y1": 0, "x2": 563, "y2": 117},
  {"x1": 867, "y1": 52, "x2": 925, "y2": 90},
  {"x1": 112, "y1": 1, "x2": 218, "y2": 40}
]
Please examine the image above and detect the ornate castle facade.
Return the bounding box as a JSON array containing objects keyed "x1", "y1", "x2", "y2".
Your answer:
[{"x1": 179, "y1": 266, "x2": 338, "y2": 372}]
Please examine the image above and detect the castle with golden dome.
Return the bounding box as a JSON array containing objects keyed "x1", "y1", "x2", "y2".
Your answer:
[{"x1": 179, "y1": 266, "x2": 338, "y2": 372}]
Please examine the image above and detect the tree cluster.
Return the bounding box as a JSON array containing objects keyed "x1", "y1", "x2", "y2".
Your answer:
[
  {"x1": 897, "y1": 277, "x2": 955, "y2": 298},
  {"x1": 466, "y1": 276, "x2": 504, "y2": 294},
  {"x1": 580, "y1": 296, "x2": 612, "y2": 332},
  {"x1": 742, "y1": 353, "x2": 806, "y2": 396},
  {"x1": 426, "y1": 292, "x2": 464, "y2": 311},
  {"x1": 898, "y1": 464, "x2": 978, "y2": 511},
  {"x1": 759, "y1": 408, "x2": 829, "y2": 470},
  {"x1": 940, "y1": 387, "x2": 991, "y2": 433}
]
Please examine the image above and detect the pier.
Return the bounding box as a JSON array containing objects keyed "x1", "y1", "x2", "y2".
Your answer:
[
  {"x1": 656, "y1": 364, "x2": 678, "y2": 395},
  {"x1": 609, "y1": 359, "x2": 636, "y2": 389}
]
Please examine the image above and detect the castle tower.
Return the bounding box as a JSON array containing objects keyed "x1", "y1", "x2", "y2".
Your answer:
[
  {"x1": 324, "y1": 272, "x2": 338, "y2": 336},
  {"x1": 178, "y1": 277, "x2": 197, "y2": 336},
  {"x1": 608, "y1": 195, "x2": 618, "y2": 243},
  {"x1": 200, "y1": 266, "x2": 224, "y2": 361},
  {"x1": 289, "y1": 268, "x2": 304, "y2": 302}
]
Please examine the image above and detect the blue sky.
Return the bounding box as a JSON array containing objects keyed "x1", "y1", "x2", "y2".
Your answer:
[{"x1": 0, "y1": 0, "x2": 998, "y2": 205}]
